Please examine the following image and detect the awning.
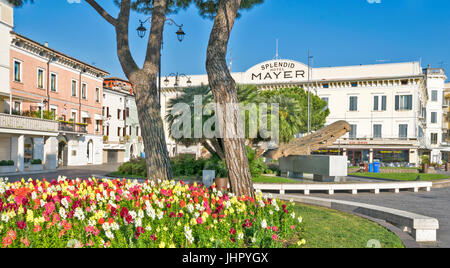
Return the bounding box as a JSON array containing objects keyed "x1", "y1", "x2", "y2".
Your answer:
[
  {"x1": 94, "y1": 114, "x2": 102, "y2": 120},
  {"x1": 81, "y1": 111, "x2": 91, "y2": 118}
]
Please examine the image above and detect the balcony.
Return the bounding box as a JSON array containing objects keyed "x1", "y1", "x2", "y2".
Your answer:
[
  {"x1": 58, "y1": 121, "x2": 88, "y2": 134},
  {"x1": 0, "y1": 113, "x2": 58, "y2": 133}
]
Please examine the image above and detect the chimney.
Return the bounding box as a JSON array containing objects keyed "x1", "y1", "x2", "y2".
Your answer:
[{"x1": 44, "y1": 42, "x2": 49, "y2": 48}]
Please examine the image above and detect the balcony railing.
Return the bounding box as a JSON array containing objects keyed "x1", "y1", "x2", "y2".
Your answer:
[
  {"x1": 0, "y1": 113, "x2": 58, "y2": 132},
  {"x1": 58, "y1": 121, "x2": 88, "y2": 134}
]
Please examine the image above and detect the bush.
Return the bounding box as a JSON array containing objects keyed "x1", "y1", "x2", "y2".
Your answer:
[
  {"x1": 171, "y1": 154, "x2": 206, "y2": 177},
  {"x1": 0, "y1": 160, "x2": 14, "y2": 166},
  {"x1": 30, "y1": 159, "x2": 42, "y2": 165},
  {"x1": 246, "y1": 147, "x2": 271, "y2": 177},
  {"x1": 118, "y1": 158, "x2": 147, "y2": 178},
  {"x1": 203, "y1": 155, "x2": 228, "y2": 178}
]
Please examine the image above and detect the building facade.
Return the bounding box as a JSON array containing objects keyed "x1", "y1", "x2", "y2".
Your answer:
[
  {"x1": 161, "y1": 59, "x2": 448, "y2": 166},
  {"x1": 102, "y1": 78, "x2": 143, "y2": 164},
  {"x1": 0, "y1": 5, "x2": 110, "y2": 175},
  {"x1": 0, "y1": 1, "x2": 60, "y2": 174}
]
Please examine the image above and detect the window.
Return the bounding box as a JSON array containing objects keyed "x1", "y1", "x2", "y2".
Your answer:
[
  {"x1": 13, "y1": 101, "x2": 21, "y2": 114},
  {"x1": 37, "y1": 69, "x2": 44, "y2": 89},
  {"x1": 395, "y1": 95, "x2": 412, "y2": 111},
  {"x1": 431, "y1": 112, "x2": 437, "y2": 124},
  {"x1": 95, "y1": 88, "x2": 100, "y2": 103},
  {"x1": 118, "y1": 127, "x2": 121, "y2": 137},
  {"x1": 399, "y1": 124, "x2": 408, "y2": 140},
  {"x1": 136, "y1": 126, "x2": 140, "y2": 137},
  {"x1": 81, "y1": 83, "x2": 87, "y2": 99},
  {"x1": 432, "y1": 90, "x2": 438, "y2": 102},
  {"x1": 107, "y1": 107, "x2": 110, "y2": 118},
  {"x1": 126, "y1": 107, "x2": 130, "y2": 118},
  {"x1": 351, "y1": 82, "x2": 358, "y2": 88},
  {"x1": 321, "y1": 97, "x2": 329, "y2": 109},
  {"x1": 401, "y1": 80, "x2": 409, "y2": 85},
  {"x1": 129, "y1": 126, "x2": 132, "y2": 136},
  {"x1": 50, "y1": 106, "x2": 58, "y2": 120},
  {"x1": 349, "y1": 124, "x2": 357, "y2": 140},
  {"x1": 50, "y1": 73, "x2": 57, "y2": 92},
  {"x1": 117, "y1": 109, "x2": 121, "y2": 120},
  {"x1": 71, "y1": 111, "x2": 77, "y2": 123},
  {"x1": 14, "y1": 60, "x2": 22, "y2": 82},
  {"x1": 71, "y1": 80, "x2": 77, "y2": 97},
  {"x1": 323, "y1": 84, "x2": 329, "y2": 89},
  {"x1": 431, "y1": 133, "x2": 438, "y2": 145},
  {"x1": 373, "y1": 124, "x2": 382, "y2": 139},
  {"x1": 349, "y1": 96, "x2": 358, "y2": 111},
  {"x1": 374, "y1": 95, "x2": 387, "y2": 111}
]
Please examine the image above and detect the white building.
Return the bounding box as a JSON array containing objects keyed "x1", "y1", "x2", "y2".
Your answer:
[
  {"x1": 161, "y1": 59, "x2": 448, "y2": 166},
  {"x1": 102, "y1": 78, "x2": 144, "y2": 163}
]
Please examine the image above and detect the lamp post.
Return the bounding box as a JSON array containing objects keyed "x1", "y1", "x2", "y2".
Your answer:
[
  {"x1": 164, "y1": 73, "x2": 192, "y2": 88},
  {"x1": 137, "y1": 17, "x2": 186, "y2": 108},
  {"x1": 307, "y1": 50, "x2": 313, "y2": 135}
]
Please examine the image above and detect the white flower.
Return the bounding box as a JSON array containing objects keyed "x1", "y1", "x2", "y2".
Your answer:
[
  {"x1": 261, "y1": 219, "x2": 268, "y2": 229},
  {"x1": 237, "y1": 232, "x2": 244, "y2": 240},
  {"x1": 74, "y1": 207, "x2": 85, "y2": 221},
  {"x1": 105, "y1": 230, "x2": 115, "y2": 240},
  {"x1": 184, "y1": 226, "x2": 194, "y2": 244},
  {"x1": 146, "y1": 207, "x2": 156, "y2": 220},
  {"x1": 1, "y1": 213, "x2": 10, "y2": 223},
  {"x1": 129, "y1": 211, "x2": 137, "y2": 220},
  {"x1": 298, "y1": 217, "x2": 303, "y2": 223},
  {"x1": 291, "y1": 212, "x2": 296, "y2": 219},
  {"x1": 59, "y1": 207, "x2": 67, "y2": 220},
  {"x1": 61, "y1": 198, "x2": 69, "y2": 209}
]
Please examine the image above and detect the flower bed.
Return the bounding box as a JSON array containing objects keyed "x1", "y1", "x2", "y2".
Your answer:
[{"x1": 0, "y1": 177, "x2": 305, "y2": 248}]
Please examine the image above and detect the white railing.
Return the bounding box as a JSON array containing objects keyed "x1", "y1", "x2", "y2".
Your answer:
[{"x1": 0, "y1": 113, "x2": 58, "y2": 132}]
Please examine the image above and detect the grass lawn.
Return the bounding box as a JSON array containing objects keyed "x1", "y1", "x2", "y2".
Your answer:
[
  {"x1": 294, "y1": 204, "x2": 404, "y2": 248},
  {"x1": 350, "y1": 172, "x2": 450, "y2": 181},
  {"x1": 252, "y1": 175, "x2": 302, "y2": 184}
]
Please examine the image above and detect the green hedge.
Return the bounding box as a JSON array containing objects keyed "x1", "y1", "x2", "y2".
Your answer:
[
  {"x1": 117, "y1": 147, "x2": 271, "y2": 179},
  {"x1": 31, "y1": 159, "x2": 42, "y2": 165},
  {"x1": 0, "y1": 160, "x2": 14, "y2": 166}
]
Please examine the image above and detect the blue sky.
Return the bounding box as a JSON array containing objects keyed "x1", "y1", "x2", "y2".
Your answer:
[{"x1": 13, "y1": 0, "x2": 450, "y2": 79}]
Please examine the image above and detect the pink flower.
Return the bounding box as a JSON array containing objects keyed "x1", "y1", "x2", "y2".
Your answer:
[
  {"x1": 272, "y1": 226, "x2": 278, "y2": 232},
  {"x1": 17, "y1": 221, "x2": 27, "y2": 230},
  {"x1": 196, "y1": 217, "x2": 203, "y2": 225},
  {"x1": 272, "y1": 234, "x2": 278, "y2": 240}
]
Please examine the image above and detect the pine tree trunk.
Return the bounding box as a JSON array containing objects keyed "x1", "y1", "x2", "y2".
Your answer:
[
  {"x1": 206, "y1": 0, "x2": 254, "y2": 197},
  {"x1": 114, "y1": 0, "x2": 172, "y2": 181},
  {"x1": 133, "y1": 73, "x2": 173, "y2": 181}
]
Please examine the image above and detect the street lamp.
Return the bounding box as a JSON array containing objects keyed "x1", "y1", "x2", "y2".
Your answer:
[
  {"x1": 137, "y1": 17, "x2": 185, "y2": 42},
  {"x1": 164, "y1": 73, "x2": 192, "y2": 88},
  {"x1": 137, "y1": 17, "x2": 186, "y2": 108},
  {"x1": 307, "y1": 50, "x2": 313, "y2": 135}
]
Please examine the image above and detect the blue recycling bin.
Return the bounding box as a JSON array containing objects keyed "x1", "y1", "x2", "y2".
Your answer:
[
  {"x1": 369, "y1": 163, "x2": 374, "y2": 173},
  {"x1": 373, "y1": 162, "x2": 381, "y2": 173}
]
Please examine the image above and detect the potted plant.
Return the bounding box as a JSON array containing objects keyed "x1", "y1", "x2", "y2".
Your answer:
[
  {"x1": 204, "y1": 157, "x2": 229, "y2": 191},
  {"x1": 421, "y1": 155, "x2": 430, "y2": 174},
  {"x1": 26, "y1": 159, "x2": 44, "y2": 172},
  {"x1": 0, "y1": 160, "x2": 15, "y2": 173}
]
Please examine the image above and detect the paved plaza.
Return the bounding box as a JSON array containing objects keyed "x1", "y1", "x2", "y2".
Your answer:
[
  {"x1": 299, "y1": 187, "x2": 450, "y2": 248},
  {"x1": 1, "y1": 164, "x2": 121, "y2": 182}
]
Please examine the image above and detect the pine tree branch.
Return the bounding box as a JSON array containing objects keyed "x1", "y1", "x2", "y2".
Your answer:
[{"x1": 85, "y1": 0, "x2": 117, "y2": 27}]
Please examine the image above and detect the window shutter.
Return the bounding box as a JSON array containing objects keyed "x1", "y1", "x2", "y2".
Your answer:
[
  {"x1": 373, "y1": 96, "x2": 379, "y2": 111},
  {"x1": 382, "y1": 96, "x2": 387, "y2": 111}
]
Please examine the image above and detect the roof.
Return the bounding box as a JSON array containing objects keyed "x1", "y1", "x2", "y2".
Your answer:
[{"x1": 11, "y1": 31, "x2": 110, "y2": 76}]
